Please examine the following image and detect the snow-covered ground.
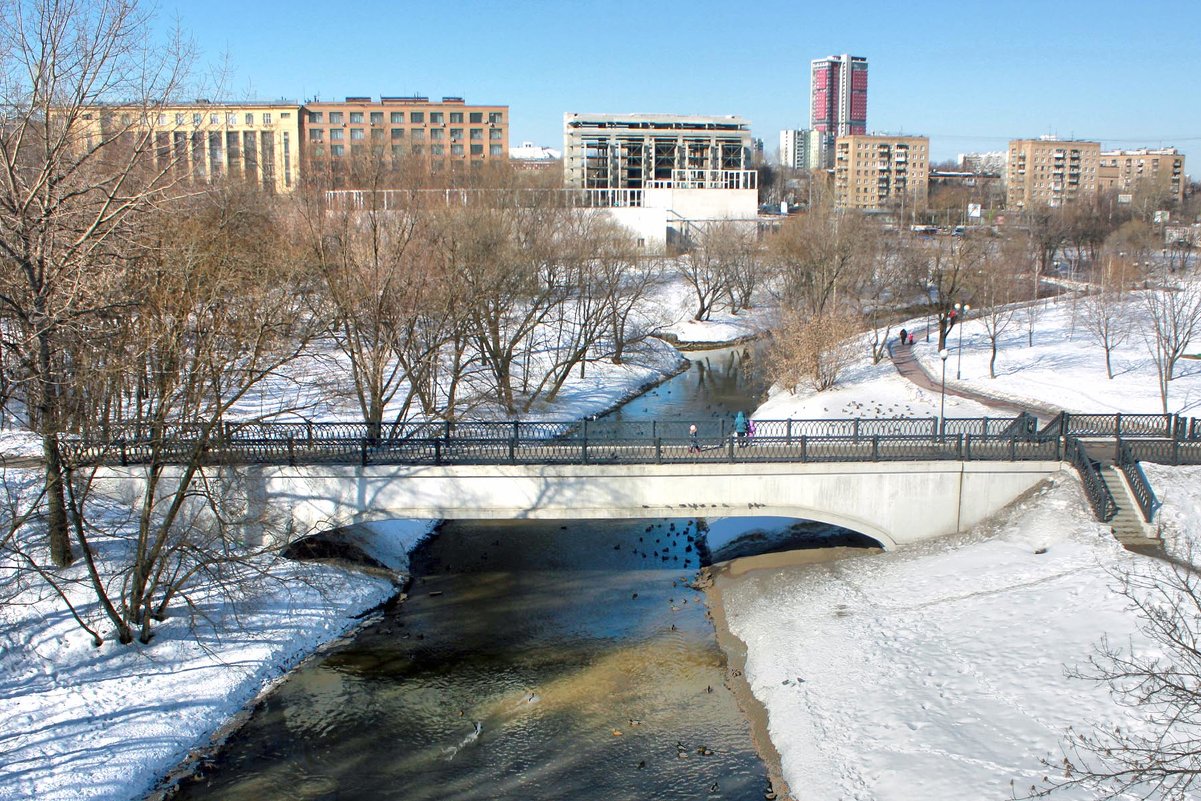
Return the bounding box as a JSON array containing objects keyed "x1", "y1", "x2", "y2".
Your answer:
[{"x1": 2, "y1": 275, "x2": 1199, "y2": 801}]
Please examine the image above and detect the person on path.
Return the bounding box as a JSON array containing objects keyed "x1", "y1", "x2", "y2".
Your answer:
[
  {"x1": 734, "y1": 411, "x2": 748, "y2": 446},
  {"x1": 899, "y1": 328, "x2": 908, "y2": 347},
  {"x1": 689, "y1": 424, "x2": 700, "y2": 453},
  {"x1": 747, "y1": 418, "x2": 756, "y2": 444}
]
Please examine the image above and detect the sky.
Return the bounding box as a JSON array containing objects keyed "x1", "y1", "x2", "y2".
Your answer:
[{"x1": 158, "y1": 0, "x2": 1201, "y2": 169}]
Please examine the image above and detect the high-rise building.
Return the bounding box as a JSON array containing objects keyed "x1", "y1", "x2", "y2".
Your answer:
[
  {"x1": 833, "y1": 134, "x2": 928, "y2": 210},
  {"x1": 1098, "y1": 148, "x2": 1186, "y2": 204},
  {"x1": 779, "y1": 129, "x2": 822, "y2": 170},
  {"x1": 810, "y1": 54, "x2": 868, "y2": 168},
  {"x1": 1006, "y1": 138, "x2": 1100, "y2": 209}
]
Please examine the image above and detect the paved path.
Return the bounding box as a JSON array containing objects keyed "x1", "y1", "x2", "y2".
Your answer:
[{"x1": 888, "y1": 331, "x2": 1061, "y2": 421}]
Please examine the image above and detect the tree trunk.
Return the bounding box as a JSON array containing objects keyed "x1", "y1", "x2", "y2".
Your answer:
[{"x1": 37, "y1": 328, "x2": 73, "y2": 567}]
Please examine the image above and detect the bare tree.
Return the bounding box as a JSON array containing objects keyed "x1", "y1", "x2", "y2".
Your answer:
[
  {"x1": 676, "y1": 224, "x2": 732, "y2": 321},
  {"x1": 0, "y1": 0, "x2": 190, "y2": 566},
  {"x1": 974, "y1": 244, "x2": 1021, "y2": 378},
  {"x1": 1081, "y1": 257, "x2": 1137, "y2": 379},
  {"x1": 770, "y1": 203, "x2": 872, "y2": 317},
  {"x1": 769, "y1": 305, "x2": 859, "y2": 393},
  {"x1": 1024, "y1": 560, "x2": 1201, "y2": 800},
  {"x1": 1141, "y1": 280, "x2": 1201, "y2": 414},
  {"x1": 921, "y1": 234, "x2": 985, "y2": 350}
]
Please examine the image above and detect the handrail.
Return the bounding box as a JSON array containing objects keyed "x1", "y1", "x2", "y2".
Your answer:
[
  {"x1": 1117, "y1": 442, "x2": 1159, "y2": 524},
  {"x1": 1065, "y1": 437, "x2": 1117, "y2": 522}
]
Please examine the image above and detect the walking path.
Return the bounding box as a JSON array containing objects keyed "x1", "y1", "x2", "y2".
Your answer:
[{"x1": 889, "y1": 331, "x2": 1062, "y2": 421}]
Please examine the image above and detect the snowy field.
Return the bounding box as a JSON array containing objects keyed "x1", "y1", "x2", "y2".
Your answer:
[{"x1": 2, "y1": 275, "x2": 1199, "y2": 801}]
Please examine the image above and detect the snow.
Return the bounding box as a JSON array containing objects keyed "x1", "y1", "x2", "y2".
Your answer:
[{"x1": 2, "y1": 275, "x2": 1200, "y2": 801}]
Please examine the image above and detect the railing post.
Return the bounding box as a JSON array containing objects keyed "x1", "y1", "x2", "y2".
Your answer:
[
  {"x1": 965, "y1": 433, "x2": 972, "y2": 460},
  {"x1": 800, "y1": 435, "x2": 807, "y2": 462},
  {"x1": 655, "y1": 437, "x2": 662, "y2": 464},
  {"x1": 581, "y1": 437, "x2": 588, "y2": 464},
  {"x1": 786, "y1": 419, "x2": 793, "y2": 445},
  {"x1": 871, "y1": 435, "x2": 879, "y2": 461},
  {"x1": 1115, "y1": 412, "x2": 1122, "y2": 440},
  {"x1": 932, "y1": 417, "x2": 939, "y2": 439},
  {"x1": 287, "y1": 436, "x2": 295, "y2": 467},
  {"x1": 957, "y1": 433, "x2": 964, "y2": 460},
  {"x1": 510, "y1": 434, "x2": 517, "y2": 463},
  {"x1": 361, "y1": 438, "x2": 369, "y2": 467},
  {"x1": 434, "y1": 439, "x2": 442, "y2": 466},
  {"x1": 1008, "y1": 436, "x2": 1015, "y2": 461},
  {"x1": 728, "y1": 433, "x2": 735, "y2": 462},
  {"x1": 444, "y1": 420, "x2": 452, "y2": 440}
]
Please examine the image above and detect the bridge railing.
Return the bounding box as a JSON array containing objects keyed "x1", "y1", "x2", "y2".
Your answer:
[{"x1": 1040, "y1": 412, "x2": 1182, "y2": 440}]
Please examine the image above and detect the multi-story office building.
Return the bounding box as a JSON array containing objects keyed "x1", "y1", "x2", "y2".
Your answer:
[
  {"x1": 1006, "y1": 138, "x2": 1100, "y2": 209},
  {"x1": 833, "y1": 134, "x2": 928, "y2": 210},
  {"x1": 75, "y1": 101, "x2": 302, "y2": 193},
  {"x1": 1098, "y1": 148, "x2": 1186, "y2": 204},
  {"x1": 301, "y1": 96, "x2": 508, "y2": 178},
  {"x1": 562, "y1": 112, "x2": 753, "y2": 190},
  {"x1": 811, "y1": 54, "x2": 868, "y2": 168},
  {"x1": 779, "y1": 129, "x2": 822, "y2": 170}
]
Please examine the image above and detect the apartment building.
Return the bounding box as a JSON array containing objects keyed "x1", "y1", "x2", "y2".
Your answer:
[
  {"x1": 300, "y1": 96, "x2": 508, "y2": 178},
  {"x1": 833, "y1": 134, "x2": 929, "y2": 210},
  {"x1": 75, "y1": 101, "x2": 302, "y2": 193},
  {"x1": 1006, "y1": 138, "x2": 1100, "y2": 208},
  {"x1": 1098, "y1": 148, "x2": 1186, "y2": 204},
  {"x1": 810, "y1": 54, "x2": 868, "y2": 168},
  {"x1": 779, "y1": 129, "x2": 823, "y2": 170}
]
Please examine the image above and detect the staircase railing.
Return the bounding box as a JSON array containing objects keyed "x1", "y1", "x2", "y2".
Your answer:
[
  {"x1": 1065, "y1": 437, "x2": 1117, "y2": 522},
  {"x1": 1117, "y1": 442, "x2": 1159, "y2": 524}
]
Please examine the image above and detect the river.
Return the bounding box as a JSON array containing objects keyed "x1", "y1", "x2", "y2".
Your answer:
[{"x1": 169, "y1": 345, "x2": 788, "y2": 801}]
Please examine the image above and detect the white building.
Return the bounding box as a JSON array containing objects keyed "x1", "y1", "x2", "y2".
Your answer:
[
  {"x1": 779, "y1": 129, "x2": 822, "y2": 169},
  {"x1": 563, "y1": 113, "x2": 758, "y2": 251}
]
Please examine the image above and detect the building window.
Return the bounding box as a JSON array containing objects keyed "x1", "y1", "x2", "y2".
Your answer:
[
  {"x1": 330, "y1": 144, "x2": 343, "y2": 157},
  {"x1": 245, "y1": 113, "x2": 254, "y2": 125},
  {"x1": 490, "y1": 144, "x2": 502, "y2": 156},
  {"x1": 227, "y1": 113, "x2": 237, "y2": 125},
  {"x1": 411, "y1": 144, "x2": 423, "y2": 155},
  {"x1": 410, "y1": 111, "x2": 424, "y2": 124},
  {"x1": 192, "y1": 113, "x2": 202, "y2": 125},
  {"x1": 329, "y1": 111, "x2": 343, "y2": 124},
  {"x1": 309, "y1": 129, "x2": 323, "y2": 141},
  {"x1": 392, "y1": 145, "x2": 403, "y2": 158},
  {"x1": 210, "y1": 113, "x2": 219, "y2": 125},
  {"x1": 350, "y1": 128, "x2": 364, "y2": 140},
  {"x1": 469, "y1": 112, "x2": 482, "y2": 123},
  {"x1": 263, "y1": 113, "x2": 272, "y2": 124},
  {"x1": 452, "y1": 143, "x2": 464, "y2": 156},
  {"x1": 470, "y1": 128, "x2": 482, "y2": 140},
  {"x1": 175, "y1": 113, "x2": 185, "y2": 125},
  {"x1": 370, "y1": 111, "x2": 382, "y2": 125},
  {"x1": 391, "y1": 112, "x2": 403, "y2": 123},
  {"x1": 430, "y1": 112, "x2": 443, "y2": 124},
  {"x1": 410, "y1": 129, "x2": 425, "y2": 141},
  {"x1": 431, "y1": 144, "x2": 444, "y2": 155},
  {"x1": 350, "y1": 111, "x2": 363, "y2": 123},
  {"x1": 488, "y1": 112, "x2": 503, "y2": 124},
  {"x1": 312, "y1": 144, "x2": 324, "y2": 157},
  {"x1": 489, "y1": 128, "x2": 502, "y2": 141},
  {"x1": 330, "y1": 128, "x2": 343, "y2": 140},
  {"x1": 450, "y1": 112, "x2": 463, "y2": 123},
  {"x1": 371, "y1": 128, "x2": 384, "y2": 140},
  {"x1": 470, "y1": 144, "x2": 483, "y2": 156},
  {"x1": 391, "y1": 128, "x2": 404, "y2": 140},
  {"x1": 308, "y1": 111, "x2": 323, "y2": 123},
  {"x1": 430, "y1": 128, "x2": 444, "y2": 140},
  {"x1": 450, "y1": 128, "x2": 463, "y2": 140}
]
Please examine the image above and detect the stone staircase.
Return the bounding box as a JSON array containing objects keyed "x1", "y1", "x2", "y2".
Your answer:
[{"x1": 1101, "y1": 466, "x2": 1162, "y2": 549}]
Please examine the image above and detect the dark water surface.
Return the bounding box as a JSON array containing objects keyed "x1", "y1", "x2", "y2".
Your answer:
[{"x1": 171, "y1": 346, "x2": 775, "y2": 801}]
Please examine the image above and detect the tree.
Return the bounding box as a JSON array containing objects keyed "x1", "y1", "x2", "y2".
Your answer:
[
  {"x1": 0, "y1": 0, "x2": 190, "y2": 566},
  {"x1": 676, "y1": 224, "x2": 732, "y2": 321},
  {"x1": 974, "y1": 244, "x2": 1021, "y2": 378},
  {"x1": 1081, "y1": 257, "x2": 1136, "y2": 379},
  {"x1": 921, "y1": 234, "x2": 985, "y2": 351},
  {"x1": 770, "y1": 204, "x2": 872, "y2": 317},
  {"x1": 1141, "y1": 280, "x2": 1201, "y2": 414},
  {"x1": 769, "y1": 305, "x2": 859, "y2": 393},
  {"x1": 1025, "y1": 560, "x2": 1201, "y2": 800}
]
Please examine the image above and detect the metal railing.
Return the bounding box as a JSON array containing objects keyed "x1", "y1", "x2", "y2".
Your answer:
[
  {"x1": 1117, "y1": 442, "x2": 1159, "y2": 524},
  {"x1": 1065, "y1": 437, "x2": 1117, "y2": 522},
  {"x1": 1040, "y1": 412, "x2": 1188, "y2": 440}
]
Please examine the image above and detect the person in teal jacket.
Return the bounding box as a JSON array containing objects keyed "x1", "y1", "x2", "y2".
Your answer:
[{"x1": 734, "y1": 411, "x2": 748, "y2": 445}]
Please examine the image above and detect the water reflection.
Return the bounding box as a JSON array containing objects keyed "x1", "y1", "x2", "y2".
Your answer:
[{"x1": 173, "y1": 519, "x2": 770, "y2": 801}]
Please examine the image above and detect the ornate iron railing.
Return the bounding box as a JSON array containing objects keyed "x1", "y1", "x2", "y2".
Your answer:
[
  {"x1": 1065, "y1": 437, "x2": 1117, "y2": 522},
  {"x1": 1117, "y1": 443, "x2": 1159, "y2": 524}
]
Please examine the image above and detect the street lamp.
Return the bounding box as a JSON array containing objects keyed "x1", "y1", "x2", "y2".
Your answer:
[
  {"x1": 939, "y1": 348, "x2": 949, "y2": 439},
  {"x1": 954, "y1": 302, "x2": 970, "y2": 380}
]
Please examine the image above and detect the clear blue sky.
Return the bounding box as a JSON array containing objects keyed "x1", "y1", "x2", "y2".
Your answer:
[{"x1": 160, "y1": 0, "x2": 1201, "y2": 170}]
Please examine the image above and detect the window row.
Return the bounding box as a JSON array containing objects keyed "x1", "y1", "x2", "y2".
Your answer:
[
  {"x1": 306, "y1": 110, "x2": 504, "y2": 125},
  {"x1": 308, "y1": 143, "x2": 502, "y2": 157},
  {"x1": 308, "y1": 127, "x2": 502, "y2": 142}
]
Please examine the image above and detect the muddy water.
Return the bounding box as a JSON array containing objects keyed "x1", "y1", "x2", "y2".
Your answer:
[{"x1": 173, "y1": 518, "x2": 770, "y2": 800}]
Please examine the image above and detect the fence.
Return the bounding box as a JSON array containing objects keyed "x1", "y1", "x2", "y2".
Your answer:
[
  {"x1": 1065, "y1": 437, "x2": 1117, "y2": 522},
  {"x1": 1117, "y1": 443, "x2": 1159, "y2": 523}
]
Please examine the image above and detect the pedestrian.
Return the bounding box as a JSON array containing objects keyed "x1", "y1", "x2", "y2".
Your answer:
[
  {"x1": 899, "y1": 328, "x2": 907, "y2": 347},
  {"x1": 908, "y1": 332, "x2": 916, "y2": 345},
  {"x1": 747, "y1": 418, "x2": 756, "y2": 444},
  {"x1": 734, "y1": 411, "x2": 748, "y2": 446},
  {"x1": 689, "y1": 424, "x2": 700, "y2": 453}
]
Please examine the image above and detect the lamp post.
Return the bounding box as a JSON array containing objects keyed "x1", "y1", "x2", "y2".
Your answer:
[
  {"x1": 939, "y1": 348, "x2": 949, "y2": 439},
  {"x1": 954, "y1": 302, "x2": 970, "y2": 380}
]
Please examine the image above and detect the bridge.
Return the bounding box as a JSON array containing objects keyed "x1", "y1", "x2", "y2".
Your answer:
[{"x1": 70, "y1": 412, "x2": 1201, "y2": 551}]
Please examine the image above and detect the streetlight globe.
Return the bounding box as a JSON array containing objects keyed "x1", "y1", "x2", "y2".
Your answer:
[{"x1": 939, "y1": 349, "x2": 949, "y2": 360}]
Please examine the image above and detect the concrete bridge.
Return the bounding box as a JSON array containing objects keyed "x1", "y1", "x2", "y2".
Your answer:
[{"x1": 90, "y1": 458, "x2": 1062, "y2": 551}]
